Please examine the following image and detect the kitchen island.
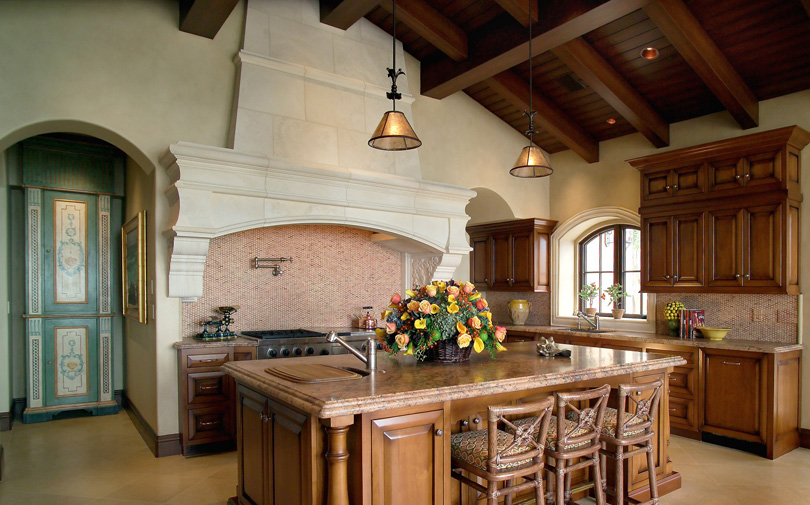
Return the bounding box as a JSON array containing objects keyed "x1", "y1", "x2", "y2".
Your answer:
[{"x1": 223, "y1": 341, "x2": 686, "y2": 505}]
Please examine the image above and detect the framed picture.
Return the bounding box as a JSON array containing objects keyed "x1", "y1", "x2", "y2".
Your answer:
[{"x1": 122, "y1": 211, "x2": 147, "y2": 324}]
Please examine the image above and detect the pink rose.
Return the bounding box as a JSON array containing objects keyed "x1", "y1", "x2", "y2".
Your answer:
[
  {"x1": 395, "y1": 333, "x2": 410, "y2": 348},
  {"x1": 385, "y1": 322, "x2": 397, "y2": 334},
  {"x1": 494, "y1": 326, "x2": 507, "y2": 342},
  {"x1": 463, "y1": 282, "x2": 474, "y2": 294},
  {"x1": 391, "y1": 293, "x2": 402, "y2": 305},
  {"x1": 419, "y1": 300, "x2": 432, "y2": 314},
  {"x1": 446, "y1": 286, "x2": 460, "y2": 297},
  {"x1": 475, "y1": 300, "x2": 486, "y2": 310},
  {"x1": 468, "y1": 317, "x2": 482, "y2": 330}
]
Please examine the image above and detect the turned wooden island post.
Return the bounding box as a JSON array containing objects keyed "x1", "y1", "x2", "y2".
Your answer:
[{"x1": 223, "y1": 342, "x2": 686, "y2": 505}]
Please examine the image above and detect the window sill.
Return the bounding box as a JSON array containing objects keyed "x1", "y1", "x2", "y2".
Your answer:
[{"x1": 551, "y1": 315, "x2": 656, "y2": 334}]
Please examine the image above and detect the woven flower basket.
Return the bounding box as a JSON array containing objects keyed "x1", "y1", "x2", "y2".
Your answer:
[{"x1": 424, "y1": 339, "x2": 473, "y2": 363}]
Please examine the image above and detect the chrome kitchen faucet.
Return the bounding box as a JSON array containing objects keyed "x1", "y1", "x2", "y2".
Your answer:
[{"x1": 325, "y1": 331, "x2": 377, "y2": 371}]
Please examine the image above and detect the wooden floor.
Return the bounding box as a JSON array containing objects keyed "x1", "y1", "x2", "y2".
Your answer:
[{"x1": 1, "y1": 411, "x2": 809, "y2": 504}]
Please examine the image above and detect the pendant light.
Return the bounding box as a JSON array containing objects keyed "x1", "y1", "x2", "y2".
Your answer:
[
  {"x1": 510, "y1": 0, "x2": 552, "y2": 178},
  {"x1": 368, "y1": 0, "x2": 422, "y2": 151}
]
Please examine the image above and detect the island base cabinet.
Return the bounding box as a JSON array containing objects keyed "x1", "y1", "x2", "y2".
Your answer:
[{"x1": 369, "y1": 410, "x2": 444, "y2": 505}]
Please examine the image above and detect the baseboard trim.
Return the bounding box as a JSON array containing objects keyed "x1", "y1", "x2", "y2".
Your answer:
[
  {"x1": 800, "y1": 428, "x2": 810, "y2": 449},
  {"x1": 12, "y1": 398, "x2": 25, "y2": 423},
  {"x1": 122, "y1": 393, "x2": 181, "y2": 458},
  {"x1": 0, "y1": 412, "x2": 10, "y2": 432}
]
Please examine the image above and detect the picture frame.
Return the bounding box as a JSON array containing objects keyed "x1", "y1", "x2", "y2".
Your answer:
[{"x1": 122, "y1": 211, "x2": 147, "y2": 324}]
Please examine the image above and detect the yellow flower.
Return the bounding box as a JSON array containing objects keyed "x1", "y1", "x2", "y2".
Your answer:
[
  {"x1": 473, "y1": 337, "x2": 485, "y2": 353},
  {"x1": 447, "y1": 294, "x2": 456, "y2": 303},
  {"x1": 425, "y1": 285, "x2": 438, "y2": 297},
  {"x1": 404, "y1": 343, "x2": 414, "y2": 355},
  {"x1": 456, "y1": 321, "x2": 467, "y2": 334},
  {"x1": 375, "y1": 328, "x2": 386, "y2": 339},
  {"x1": 447, "y1": 303, "x2": 459, "y2": 314},
  {"x1": 434, "y1": 281, "x2": 446, "y2": 292},
  {"x1": 430, "y1": 304, "x2": 440, "y2": 314},
  {"x1": 480, "y1": 311, "x2": 492, "y2": 323},
  {"x1": 414, "y1": 319, "x2": 427, "y2": 330},
  {"x1": 406, "y1": 289, "x2": 417, "y2": 298},
  {"x1": 381, "y1": 310, "x2": 392, "y2": 320},
  {"x1": 468, "y1": 292, "x2": 481, "y2": 301},
  {"x1": 407, "y1": 300, "x2": 419, "y2": 312},
  {"x1": 457, "y1": 334, "x2": 472, "y2": 348},
  {"x1": 495, "y1": 342, "x2": 507, "y2": 352},
  {"x1": 401, "y1": 313, "x2": 410, "y2": 321}
]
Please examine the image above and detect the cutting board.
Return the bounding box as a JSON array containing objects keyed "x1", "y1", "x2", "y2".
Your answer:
[{"x1": 264, "y1": 364, "x2": 363, "y2": 383}]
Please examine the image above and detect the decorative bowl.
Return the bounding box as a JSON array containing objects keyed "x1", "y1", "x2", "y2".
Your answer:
[{"x1": 697, "y1": 327, "x2": 731, "y2": 340}]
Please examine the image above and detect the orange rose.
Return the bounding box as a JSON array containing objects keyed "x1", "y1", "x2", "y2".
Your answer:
[
  {"x1": 457, "y1": 334, "x2": 472, "y2": 348},
  {"x1": 395, "y1": 333, "x2": 410, "y2": 348},
  {"x1": 446, "y1": 286, "x2": 460, "y2": 297},
  {"x1": 385, "y1": 322, "x2": 397, "y2": 334},
  {"x1": 390, "y1": 293, "x2": 402, "y2": 304},
  {"x1": 468, "y1": 317, "x2": 482, "y2": 330},
  {"x1": 462, "y1": 282, "x2": 474, "y2": 294},
  {"x1": 425, "y1": 285, "x2": 438, "y2": 297},
  {"x1": 419, "y1": 300, "x2": 431, "y2": 314},
  {"x1": 494, "y1": 326, "x2": 507, "y2": 342},
  {"x1": 407, "y1": 300, "x2": 419, "y2": 312}
]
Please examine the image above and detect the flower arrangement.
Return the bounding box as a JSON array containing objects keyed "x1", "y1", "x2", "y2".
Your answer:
[
  {"x1": 663, "y1": 301, "x2": 685, "y2": 320},
  {"x1": 376, "y1": 280, "x2": 507, "y2": 361},
  {"x1": 578, "y1": 283, "x2": 600, "y2": 308},
  {"x1": 603, "y1": 283, "x2": 629, "y2": 308}
]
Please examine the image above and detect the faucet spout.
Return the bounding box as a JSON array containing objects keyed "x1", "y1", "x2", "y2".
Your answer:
[
  {"x1": 325, "y1": 331, "x2": 377, "y2": 371},
  {"x1": 576, "y1": 311, "x2": 600, "y2": 330}
]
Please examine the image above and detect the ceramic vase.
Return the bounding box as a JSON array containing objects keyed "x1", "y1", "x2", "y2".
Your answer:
[
  {"x1": 667, "y1": 319, "x2": 680, "y2": 337},
  {"x1": 612, "y1": 309, "x2": 625, "y2": 319},
  {"x1": 583, "y1": 307, "x2": 598, "y2": 317},
  {"x1": 508, "y1": 299, "x2": 530, "y2": 325}
]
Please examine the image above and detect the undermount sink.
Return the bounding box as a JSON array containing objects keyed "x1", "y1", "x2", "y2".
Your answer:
[{"x1": 555, "y1": 328, "x2": 611, "y2": 334}]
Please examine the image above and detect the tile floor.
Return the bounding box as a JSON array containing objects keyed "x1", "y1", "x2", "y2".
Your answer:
[{"x1": 1, "y1": 411, "x2": 809, "y2": 504}]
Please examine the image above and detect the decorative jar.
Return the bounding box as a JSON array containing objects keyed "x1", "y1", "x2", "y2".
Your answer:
[{"x1": 508, "y1": 299, "x2": 530, "y2": 325}]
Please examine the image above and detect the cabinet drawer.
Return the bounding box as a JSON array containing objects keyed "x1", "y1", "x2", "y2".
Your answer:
[
  {"x1": 507, "y1": 333, "x2": 536, "y2": 343},
  {"x1": 667, "y1": 367, "x2": 696, "y2": 397},
  {"x1": 187, "y1": 352, "x2": 229, "y2": 368},
  {"x1": 187, "y1": 405, "x2": 232, "y2": 442},
  {"x1": 187, "y1": 371, "x2": 230, "y2": 405},
  {"x1": 668, "y1": 396, "x2": 697, "y2": 431},
  {"x1": 233, "y1": 347, "x2": 256, "y2": 361},
  {"x1": 645, "y1": 346, "x2": 695, "y2": 366}
]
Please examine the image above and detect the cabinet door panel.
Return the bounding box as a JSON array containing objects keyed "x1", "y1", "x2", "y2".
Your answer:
[
  {"x1": 745, "y1": 151, "x2": 780, "y2": 187},
  {"x1": 511, "y1": 231, "x2": 533, "y2": 290},
  {"x1": 371, "y1": 410, "x2": 444, "y2": 505},
  {"x1": 269, "y1": 400, "x2": 307, "y2": 505},
  {"x1": 470, "y1": 236, "x2": 490, "y2": 287},
  {"x1": 668, "y1": 396, "x2": 698, "y2": 432},
  {"x1": 706, "y1": 209, "x2": 743, "y2": 288},
  {"x1": 743, "y1": 205, "x2": 781, "y2": 288},
  {"x1": 187, "y1": 371, "x2": 229, "y2": 404},
  {"x1": 239, "y1": 392, "x2": 268, "y2": 505},
  {"x1": 673, "y1": 213, "x2": 704, "y2": 286},
  {"x1": 704, "y1": 354, "x2": 762, "y2": 439},
  {"x1": 671, "y1": 164, "x2": 705, "y2": 197},
  {"x1": 642, "y1": 217, "x2": 672, "y2": 288},
  {"x1": 490, "y1": 233, "x2": 511, "y2": 289},
  {"x1": 642, "y1": 170, "x2": 672, "y2": 201},
  {"x1": 707, "y1": 157, "x2": 744, "y2": 192}
]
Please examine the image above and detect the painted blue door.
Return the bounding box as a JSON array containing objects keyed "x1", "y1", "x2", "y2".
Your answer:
[{"x1": 42, "y1": 318, "x2": 99, "y2": 406}]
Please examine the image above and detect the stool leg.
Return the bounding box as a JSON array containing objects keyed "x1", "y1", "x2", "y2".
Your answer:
[
  {"x1": 555, "y1": 460, "x2": 565, "y2": 505},
  {"x1": 535, "y1": 468, "x2": 545, "y2": 505},
  {"x1": 564, "y1": 467, "x2": 572, "y2": 504},
  {"x1": 593, "y1": 450, "x2": 606, "y2": 505},
  {"x1": 504, "y1": 479, "x2": 513, "y2": 505},
  {"x1": 487, "y1": 481, "x2": 498, "y2": 505},
  {"x1": 646, "y1": 443, "x2": 659, "y2": 504},
  {"x1": 614, "y1": 446, "x2": 624, "y2": 505}
]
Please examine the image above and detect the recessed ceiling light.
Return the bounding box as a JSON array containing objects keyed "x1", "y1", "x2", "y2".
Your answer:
[
  {"x1": 640, "y1": 47, "x2": 659, "y2": 60},
  {"x1": 606, "y1": 118, "x2": 617, "y2": 125}
]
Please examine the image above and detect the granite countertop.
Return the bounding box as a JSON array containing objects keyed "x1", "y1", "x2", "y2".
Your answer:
[
  {"x1": 505, "y1": 325, "x2": 803, "y2": 354},
  {"x1": 173, "y1": 336, "x2": 258, "y2": 349},
  {"x1": 222, "y1": 341, "x2": 686, "y2": 419}
]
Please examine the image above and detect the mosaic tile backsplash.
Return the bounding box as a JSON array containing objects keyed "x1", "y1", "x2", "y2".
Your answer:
[
  {"x1": 182, "y1": 225, "x2": 402, "y2": 337},
  {"x1": 484, "y1": 291, "x2": 551, "y2": 327},
  {"x1": 654, "y1": 294, "x2": 798, "y2": 344}
]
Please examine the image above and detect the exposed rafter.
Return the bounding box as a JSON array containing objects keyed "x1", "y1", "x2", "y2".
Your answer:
[
  {"x1": 644, "y1": 0, "x2": 758, "y2": 129},
  {"x1": 553, "y1": 37, "x2": 670, "y2": 148},
  {"x1": 320, "y1": 0, "x2": 380, "y2": 30},
  {"x1": 493, "y1": 0, "x2": 538, "y2": 27},
  {"x1": 179, "y1": 0, "x2": 240, "y2": 39},
  {"x1": 487, "y1": 72, "x2": 600, "y2": 163},
  {"x1": 379, "y1": 0, "x2": 467, "y2": 61},
  {"x1": 420, "y1": 0, "x2": 649, "y2": 99}
]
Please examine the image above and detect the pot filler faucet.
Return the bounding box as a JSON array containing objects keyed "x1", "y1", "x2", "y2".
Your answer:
[{"x1": 325, "y1": 331, "x2": 377, "y2": 371}]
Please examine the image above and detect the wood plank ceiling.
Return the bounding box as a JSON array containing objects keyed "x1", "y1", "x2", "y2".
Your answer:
[{"x1": 321, "y1": 0, "x2": 810, "y2": 163}]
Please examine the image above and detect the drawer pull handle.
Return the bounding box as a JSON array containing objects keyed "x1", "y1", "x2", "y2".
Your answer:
[
  {"x1": 669, "y1": 408, "x2": 676, "y2": 412},
  {"x1": 199, "y1": 384, "x2": 219, "y2": 391},
  {"x1": 197, "y1": 358, "x2": 221, "y2": 363},
  {"x1": 723, "y1": 361, "x2": 741, "y2": 366},
  {"x1": 199, "y1": 420, "x2": 220, "y2": 428},
  {"x1": 669, "y1": 377, "x2": 676, "y2": 381}
]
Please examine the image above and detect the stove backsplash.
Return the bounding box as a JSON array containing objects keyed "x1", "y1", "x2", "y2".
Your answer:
[
  {"x1": 181, "y1": 224, "x2": 402, "y2": 337},
  {"x1": 484, "y1": 292, "x2": 551, "y2": 327}
]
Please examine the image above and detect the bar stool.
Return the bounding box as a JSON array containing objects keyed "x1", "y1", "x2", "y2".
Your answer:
[
  {"x1": 450, "y1": 395, "x2": 554, "y2": 505},
  {"x1": 598, "y1": 379, "x2": 664, "y2": 505}
]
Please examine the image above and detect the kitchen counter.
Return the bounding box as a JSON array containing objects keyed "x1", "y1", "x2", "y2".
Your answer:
[
  {"x1": 222, "y1": 341, "x2": 685, "y2": 419},
  {"x1": 172, "y1": 336, "x2": 258, "y2": 349},
  {"x1": 505, "y1": 325, "x2": 803, "y2": 353}
]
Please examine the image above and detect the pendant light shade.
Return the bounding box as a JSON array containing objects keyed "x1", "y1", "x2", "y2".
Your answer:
[
  {"x1": 510, "y1": 145, "x2": 553, "y2": 178},
  {"x1": 369, "y1": 111, "x2": 421, "y2": 150}
]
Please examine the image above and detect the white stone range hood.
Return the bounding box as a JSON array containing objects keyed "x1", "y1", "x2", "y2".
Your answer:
[{"x1": 160, "y1": 142, "x2": 475, "y2": 301}]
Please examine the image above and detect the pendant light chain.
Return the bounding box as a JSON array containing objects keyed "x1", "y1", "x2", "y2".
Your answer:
[
  {"x1": 392, "y1": 0, "x2": 397, "y2": 112},
  {"x1": 527, "y1": 0, "x2": 536, "y2": 145}
]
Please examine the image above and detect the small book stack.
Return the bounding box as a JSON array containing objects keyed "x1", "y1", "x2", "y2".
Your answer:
[{"x1": 679, "y1": 309, "x2": 705, "y2": 339}]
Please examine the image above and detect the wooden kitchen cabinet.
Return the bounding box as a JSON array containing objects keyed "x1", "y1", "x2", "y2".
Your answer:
[
  {"x1": 630, "y1": 126, "x2": 808, "y2": 294},
  {"x1": 467, "y1": 218, "x2": 557, "y2": 292},
  {"x1": 177, "y1": 344, "x2": 257, "y2": 456},
  {"x1": 702, "y1": 350, "x2": 765, "y2": 444}
]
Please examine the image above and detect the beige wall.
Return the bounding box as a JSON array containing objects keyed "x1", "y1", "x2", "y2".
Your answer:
[{"x1": 548, "y1": 90, "x2": 810, "y2": 429}]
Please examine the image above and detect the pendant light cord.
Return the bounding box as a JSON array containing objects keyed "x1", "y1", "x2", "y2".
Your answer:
[
  {"x1": 392, "y1": 0, "x2": 398, "y2": 112},
  {"x1": 527, "y1": 0, "x2": 534, "y2": 146}
]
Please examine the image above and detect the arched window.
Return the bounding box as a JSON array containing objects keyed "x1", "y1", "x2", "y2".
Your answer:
[{"x1": 579, "y1": 225, "x2": 646, "y2": 318}]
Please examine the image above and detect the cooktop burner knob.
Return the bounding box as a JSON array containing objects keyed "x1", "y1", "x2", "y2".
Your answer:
[
  {"x1": 360, "y1": 343, "x2": 368, "y2": 352},
  {"x1": 305, "y1": 347, "x2": 315, "y2": 355},
  {"x1": 320, "y1": 348, "x2": 330, "y2": 355},
  {"x1": 267, "y1": 349, "x2": 277, "y2": 358},
  {"x1": 281, "y1": 347, "x2": 290, "y2": 357},
  {"x1": 293, "y1": 347, "x2": 303, "y2": 356}
]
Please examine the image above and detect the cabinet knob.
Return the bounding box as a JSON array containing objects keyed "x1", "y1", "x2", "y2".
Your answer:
[
  {"x1": 663, "y1": 275, "x2": 670, "y2": 280},
  {"x1": 744, "y1": 274, "x2": 750, "y2": 279},
  {"x1": 484, "y1": 278, "x2": 488, "y2": 284},
  {"x1": 735, "y1": 175, "x2": 741, "y2": 180},
  {"x1": 744, "y1": 174, "x2": 750, "y2": 179},
  {"x1": 435, "y1": 429, "x2": 443, "y2": 437},
  {"x1": 473, "y1": 417, "x2": 481, "y2": 424},
  {"x1": 460, "y1": 420, "x2": 469, "y2": 427},
  {"x1": 673, "y1": 275, "x2": 678, "y2": 281},
  {"x1": 735, "y1": 274, "x2": 740, "y2": 279},
  {"x1": 672, "y1": 185, "x2": 678, "y2": 189},
  {"x1": 665, "y1": 185, "x2": 671, "y2": 190}
]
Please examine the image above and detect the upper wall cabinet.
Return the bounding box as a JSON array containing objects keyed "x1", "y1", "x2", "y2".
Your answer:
[
  {"x1": 467, "y1": 218, "x2": 557, "y2": 292},
  {"x1": 629, "y1": 126, "x2": 809, "y2": 295}
]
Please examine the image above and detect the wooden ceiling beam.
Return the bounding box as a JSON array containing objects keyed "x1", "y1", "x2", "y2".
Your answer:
[
  {"x1": 553, "y1": 37, "x2": 670, "y2": 147},
  {"x1": 487, "y1": 72, "x2": 600, "y2": 163},
  {"x1": 420, "y1": 0, "x2": 648, "y2": 99},
  {"x1": 320, "y1": 0, "x2": 380, "y2": 30},
  {"x1": 493, "y1": 0, "x2": 538, "y2": 27},
  {"x1": 379, "y1": 0, "x2": 467, "y2": 61},
  {"x1": 179, "y1": 0, "x2": 240, "y2": 39},
  {"x1": 644, "y1": 0, "x2": 758, "y2": 129},
  {"x1": 801, "y1": 0, "x2": 810, "y2": 19}
]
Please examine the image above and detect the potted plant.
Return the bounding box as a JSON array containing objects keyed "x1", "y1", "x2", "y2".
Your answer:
[
  {"x1": 377, "y1": 281, "x2": 507, "y2": 362},
  {"x1": 578, "y1": 283, "x2": 600, "y2": 316},
  {"x1": 604, "y1": 283, "x2": 629, "y2": 319}
]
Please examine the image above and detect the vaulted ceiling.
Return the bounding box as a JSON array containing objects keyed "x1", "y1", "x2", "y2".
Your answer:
[{"x1": 318, "y1": 0, "x2": 810, "y2": 163}]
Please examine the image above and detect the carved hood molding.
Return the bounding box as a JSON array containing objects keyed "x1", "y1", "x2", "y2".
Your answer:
[{"x1": 160, "y1": 142, "x2": 475, "y2": 301}]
